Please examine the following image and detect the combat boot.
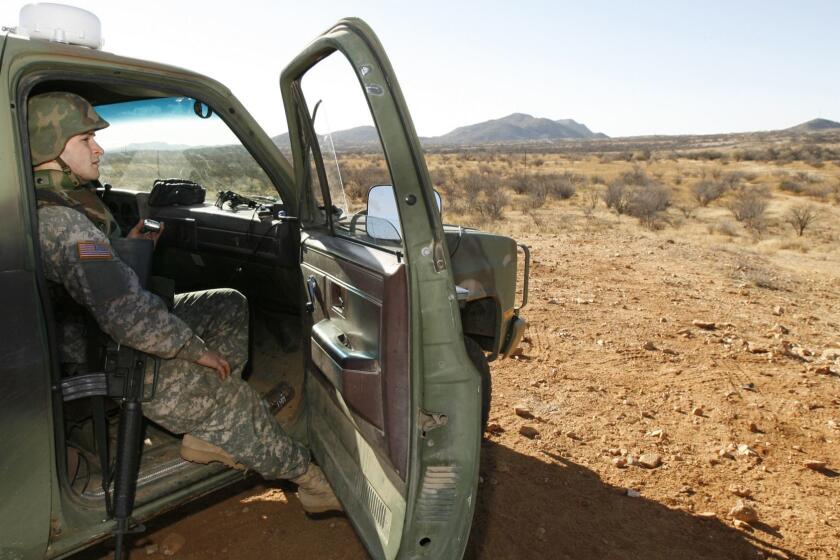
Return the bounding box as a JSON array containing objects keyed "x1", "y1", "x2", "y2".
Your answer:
[
  {"x1": 180, "y1": 434, "x2": 246, "y2": 471},
  {"x1": 290, "y1": 463, "x2": 343, "y2": 515}
]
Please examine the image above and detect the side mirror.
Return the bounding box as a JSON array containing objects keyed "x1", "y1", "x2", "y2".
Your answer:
[{"x1": 366, "y1": 185, "x2": 442, "y2": 242}]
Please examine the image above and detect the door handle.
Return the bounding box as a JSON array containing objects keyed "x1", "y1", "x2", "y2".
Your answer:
[{"x1": 305, "y1": 275, "x2": 328, "y2": 317}]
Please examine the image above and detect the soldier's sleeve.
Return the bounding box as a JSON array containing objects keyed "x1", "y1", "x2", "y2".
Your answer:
[{"x1": 38, "y1": 206, "x2": 208, "y2": 361}]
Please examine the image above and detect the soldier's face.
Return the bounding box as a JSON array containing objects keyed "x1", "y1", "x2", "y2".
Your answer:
[{"x1": 61, "y1": 132, "x2": 104, "y2": 182}]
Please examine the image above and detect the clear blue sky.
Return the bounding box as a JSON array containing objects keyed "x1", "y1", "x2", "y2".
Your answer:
[{"x1": 3, "y1": 0, "x2": 838, "y2": 137}]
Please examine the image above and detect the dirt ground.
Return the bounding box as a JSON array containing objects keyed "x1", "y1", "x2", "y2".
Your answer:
[
  {"x1": 469, "y1": 224, "x2": 840, "y2": 560},
  {"x1": 80, "y1": 224, "x2": 839, "y2": 560},
  {"x1": 79, "y1": 145, "x2": 840, "y2": 560}
]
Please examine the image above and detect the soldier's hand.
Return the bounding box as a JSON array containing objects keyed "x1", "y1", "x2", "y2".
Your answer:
[
  {"x1": 197, "y1": 350, "x2": 231, "y2": 380},
  {"x1": 127, "y1": 219, "x2": 164, "y2": 247}
]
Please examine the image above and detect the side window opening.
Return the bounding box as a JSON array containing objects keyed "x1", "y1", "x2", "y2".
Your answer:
[{"x1": 299, "y1": 51, "x2": 400, "y2": 247}]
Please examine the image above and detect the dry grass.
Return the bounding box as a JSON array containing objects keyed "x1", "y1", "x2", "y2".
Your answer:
[{"x1": 321, "y1": 132, "x2": 840, "y2": 271}]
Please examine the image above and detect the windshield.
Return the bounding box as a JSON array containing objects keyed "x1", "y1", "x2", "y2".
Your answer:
[{"x1": 95, "y1": 96, "x2": 278, "y2": 199}]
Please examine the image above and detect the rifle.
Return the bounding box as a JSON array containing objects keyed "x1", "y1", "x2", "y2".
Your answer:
[{"x1": 58, "y1": 238, "x2": 160, "y2": 560}]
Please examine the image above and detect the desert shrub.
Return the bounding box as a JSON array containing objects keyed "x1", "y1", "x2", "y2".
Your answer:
[
  {"x1": 581, "y1": 187, "x2": 601, "y2": 217},
  {"x1": 589, "y1": 174, "x2": 606, "y2": 185},
  {"x1": 675, "y1": 202, "x2": 697, "y2": 218},
  {"x1": 446, "y1": 195, "x2": 467, "y2": 216},
  {"x1": 779, "y1": 179, "x2": 805, "y2": 193},
  {"x1": 560, "y1": 171, "x2": 587, "y2": 185},
  {"x1": 728, "y1": 186, "x2": 770, "y2": 232},
  {"x1": 632, "y1": 150, "x2": 652, "y2": 162},
  {"x1": 343, "y1": 180, "x2": 366, "y2": 201},
  {"x1": 784, "y1": 203, "x2": 820, "y2": 236},
  {"x1": 732, "y1": 149, "x2": 750, "y2": 162},
  {"x1": 805, "y1": 184, "x2": 832, "y2": 200},
  {"x1": 506, "y1": 172, "x2": 529, "y2": 194},
  {"x1": 459, "y1": 171, "x2": 498, "y2": 200},
  {"x1": 710, "y1": 218, "x2": 739, "y2": 237},
  {"x1": 429, "y1": 167, "x2": 452, "y2": 189},
  {"x1": 521, "y1": 173, "x2": 579, "y2": 200},
  {"x1": 476, "y1": 182, "x2": 509, "y2": 220},
  {"x1": 525, "y1": 207, "x2": 550, "y2": 229},
  {"x1": 691, "y1": 180, "x2": 726, "y2": 206},
  {"x1": 722, "y1": 171, "x2": 748, "y2": 189},
  {"x1": 695, "y1": 150, "x2": 725, "y2": 161},
  {"x1": 527, "y1": 182, "x2": 549, "y2": 209},
  {"x1": 550, "y1": 178, "x2": 577, "y2": 200},
  {"x1": 619, "y1": 165, "x2": 651, "y2": 186},
  {"x1": 341, "y1": 164, "x2": 391, "y2": 200},
  {"x1": 627, "y1": 184, "x2": 671, "y2": 229},
  {"x1": 735, "y1": 260, "x2": 782, "y2": 290},
  {"x1": 603, "y1": 181, "x2": 630, "y2": 215},
  {"x1": 553, "y1": 181, "x2": 576, "y2": 200},
  {"x1": 777, "y1": 238, "x2": 810, "y2": 253},
  {"x1": 795, "y1": 171, "x2": 820, "y2": 183}
]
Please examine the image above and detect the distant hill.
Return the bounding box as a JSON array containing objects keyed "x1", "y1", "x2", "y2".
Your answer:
[
  {"x1": 116, "y1": 141, "x2": 192, "y2": 151},
  {"x1": 272, "y1": 114, "x2": 607, "y2": 150},
  {"x1": 429, "y1": 113, "x2": 608, "y2": 144},
  {"x1": 786, "y1": 118, "x2": 840, "y2": 133},
  {"x1": 554, "y1": 118, "x2": 606, "y2": 138},
  {"x1": 272, "y1": 126, "x2": 379, "y2": 152}
]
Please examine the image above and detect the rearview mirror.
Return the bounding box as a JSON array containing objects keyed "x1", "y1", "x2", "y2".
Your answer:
[{"x1": 366, "y1": 185, "x2": 442, "y2": 242}]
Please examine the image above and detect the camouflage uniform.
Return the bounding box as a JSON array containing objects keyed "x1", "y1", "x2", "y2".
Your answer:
[{"x1": 32, "y1": 93, "x2": 308, "y2": 480}]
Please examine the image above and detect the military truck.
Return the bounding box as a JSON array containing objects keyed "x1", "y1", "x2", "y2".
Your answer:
[{"x1": 0, "y1": 5, "x2": 528, "y2": 559}]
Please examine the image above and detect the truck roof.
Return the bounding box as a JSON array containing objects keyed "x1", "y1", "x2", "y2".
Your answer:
[{"x1": 3, "y1": 33, "x2": 233, "y2": 105}]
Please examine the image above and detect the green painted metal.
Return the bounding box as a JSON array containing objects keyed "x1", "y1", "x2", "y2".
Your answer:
[
  {"x1": 280, "y1": 19, "x2": 482, "y2": 559},
  {"x1": 0, "y1": 15, "x2": 526, "y2": 559},
  {"x1": 0, "y1": 47, "x2": 54, "y2": 559},
  {"x1": 445, "y1": 226, "x2": 520, "y2": 359}
]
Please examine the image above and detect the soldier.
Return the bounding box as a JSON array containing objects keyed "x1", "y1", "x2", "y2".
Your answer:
[{"x1": 29, "y1": 92, "x2": 340, "y2": 514}]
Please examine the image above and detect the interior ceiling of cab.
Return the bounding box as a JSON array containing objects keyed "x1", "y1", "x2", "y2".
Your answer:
[{"x1": 29, "y1": 80, "x2": 167, "y2": 106}]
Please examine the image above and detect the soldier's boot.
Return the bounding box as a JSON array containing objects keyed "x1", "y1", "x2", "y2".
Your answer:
[
  {"x1": 290, "y1": 463, "x2": 343, "y2": 515},
  {"x1": 180, "y1": 434, "x2": 246, "y2": 471}
]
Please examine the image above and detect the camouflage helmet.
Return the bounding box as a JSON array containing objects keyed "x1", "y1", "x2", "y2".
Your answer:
[{"x1": 28, "y1": 92, "x2": 109, "y2": 166}]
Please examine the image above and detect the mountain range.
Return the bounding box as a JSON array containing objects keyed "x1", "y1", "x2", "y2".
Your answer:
[
  {"x1": 428, "y1": 113, "x2": 608, "y2": 144},
  {"x1": 786, "y1": 118, "x2": 840, "y2": 133},
  {"x1": 268, "y1": 114, "x2": 840, "y2": 151},
  {"x1": 272, "y1": 113, "x2": 608, "y2": 150}
]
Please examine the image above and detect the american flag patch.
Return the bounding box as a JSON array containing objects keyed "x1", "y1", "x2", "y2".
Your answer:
[{"x1": 77, "y1": 241, "x2": 113, "y2": 260}]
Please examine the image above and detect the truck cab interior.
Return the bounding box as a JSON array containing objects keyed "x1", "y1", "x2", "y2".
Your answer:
[
  {"x1": 14, "y1": 18, "x2": 499, "y2": 555},
  {"x1": 27, "y1": 79, "x2": 313, "y2": 516},
  {"x1": 22, "y1": 54, "x2": 429, "y2": 556}
]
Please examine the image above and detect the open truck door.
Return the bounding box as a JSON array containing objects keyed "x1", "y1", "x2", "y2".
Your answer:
[{"x1": 281, "y1": 19, "x2": 482, "y2": 560}]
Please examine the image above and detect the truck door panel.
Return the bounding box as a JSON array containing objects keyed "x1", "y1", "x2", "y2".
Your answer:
[
  {"x1": 282, "y1": 19, "x2": 481, "y2": 560},
  {"x1": 302, "y1": 236, "x2": 409, "y2": 477}
]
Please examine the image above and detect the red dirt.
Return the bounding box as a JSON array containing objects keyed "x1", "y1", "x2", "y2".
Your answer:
[{"x1": 77, "y1": 227, "x2": 840, "y2": 560}]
